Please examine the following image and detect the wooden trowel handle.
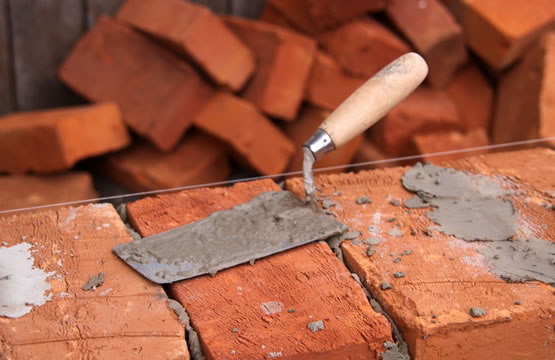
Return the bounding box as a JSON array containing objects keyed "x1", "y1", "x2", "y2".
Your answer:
[{"x1": 305, "y1": 53, "x2": 428, "y2": 158}]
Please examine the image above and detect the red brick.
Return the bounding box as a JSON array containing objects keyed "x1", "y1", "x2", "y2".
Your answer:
[
  {"x1": 263, "y1": 0, "x2": 320, "y2": 35},
  {"x1": 386, "y1": 0, "x2": 467, "y2": 88},
  {"x1": 117, "y1": 0, "x2": 254, "y2": 91},
  {"x1": 317, "y1": 19, "x2": 411, "y2": 79},
  {"x1": 224, "y1": 16, "x2": 317, "y2": 121},
  {"x1": 461, "y1": 0, "x2": 555, "y2": 70},
  {"x1": 0, "y1": 103, "x2": 129, "y2": 173},
  {"x1": 0, "y1": 204, "x2": 188, "y2": 359},
  {"x1": 59, "y1": 16, "x2": 213, "y2": 151},
  {"x1": 0, "y1": 172, "x2": 98, "y2": 216},
  {"x1": 283, "y1": 104, "x2": 363, "y2": 173},
  {"x1": 410, "y1": 129, "x2": 490, "y2": 163},
  {"x1": 370, "y1": 88, "x2": 462, "y2": 156},
  {"x1": 100, "y1": 131, "x2": 230, "y2": 192},
  {"x1": 194, "y1": 91, "x2": 295, "y2": 175},
  {"x1": 446, "y1": 63, "x2": 494, "y2": 131},
  {"x1": 493, "y1": 32, "x2": 555, "y2": 146},
  {"x1": 127, "y1": 179, "x2": 393, "y2": 359},
  {"x1": 259, "y1": 3, "x2": 297, "y2": 31},
  {"x1": 286, "y1": 148, "x2": 555, "y2": 359},
  {"x1": 305, "y1": 51, "x2": 366, "y2": 111},
  {"x1": 354, "y1": 137, "x2": 411, "y2": 170}
]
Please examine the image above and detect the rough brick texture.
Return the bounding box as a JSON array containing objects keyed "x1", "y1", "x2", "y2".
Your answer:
[
  {"x1": 493, "y1": 32, "x2": 555, "y2": 146},
  {"x1": 446, "y1": 63, "x2": 494, "y2": 132},
  {"x1": 318, "y1": 19, "x2": 411, "y2": 79},
  {"x1": 461, "y1": 0, "x2": 555, "y2": 70},
  {"x1": 286, "y1": 148, "x2": 555, "y2": 359},
  {"x1": 386, "y1": 0, "x2": 467, "y2": 88},
  {"x1": 371, "y1": 88, "x2": 462, "y2": 156},
  {"x1": 118, "y1": 0, "x2": 254, "y2": 91},
  {"x1": 354, "y1": 138, "x2": 413, "y2": 170},
  {"x1": 224, "y1": 17, "x2": 317, "y2": 121},
  {"x1": 100, "y1": 131, "x2": 230, "y2": 192},
  {"x1": 0, "y1": 172, "x2": 97, "y2": 216},
  {"x1": 410, "y1": 129, "x2": 489, "y2": 163},
  {"x1": 0, "y1": 204, "x2": 188, "y2": 359},
  {"x1": 59, "y1": 16, "x2": 213, "y2": 151},
  {"x1": 194, "y1": 91, "x2": 295, "y2": 175},
  {"x1": 283, "y1": 105, "x2": 363, "y2": 173},
  {"x1": 305, "y1": 51, "x2": 365, "y2": 111},
  {"x1": 127, "y1": 179, "x2": 393, "y2": 360},
  {"x1": 0, "y1": 103, "x2": 129, "y2": 173}
]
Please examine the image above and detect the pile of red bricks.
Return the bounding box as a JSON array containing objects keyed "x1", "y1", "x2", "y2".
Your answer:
[{"x1": 1, "y1": 0, "x2": 555, "y2": 211}]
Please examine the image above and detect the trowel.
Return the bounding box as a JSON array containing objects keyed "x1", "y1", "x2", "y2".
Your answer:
[{"x1": 113, "y1": 53, "x2": 428, "y2": 284}]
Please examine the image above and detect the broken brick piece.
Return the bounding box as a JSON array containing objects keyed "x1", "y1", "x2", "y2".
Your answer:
[
  {"x1": 224, "y1": 16, "x2": 317, "y2": 121},
  {"x1": 0, "y1": 103, "x2": 129, "y2": 173},
  {"x1": 0, "y1": 204, "x2": 189, "y2": 358},
  {"x1": 305, "y1": 51, "x2": 366, "y2": 111},
  {"x1": 126, "y1": 179, "x2": 393, "y2": 359},
  {"x1": 461, "y1": 0, "x2": 555, "y2": 70},
  {"x1": 194, "y1": 91, "x2": 295, "y2": 175},
  {"x1": 59, "y1": 16, "x2": 213, "y2": 151},
  {"x1": 386, "y1": 0, "x2": 467, "y2": 88},
  {"x1": 285, "y1": 148, "x2": 555, "y2": 359},
  {"x1": 117, "y1": 0, "x2": 254, "y2": 91},
  {"x1": 99, "y1": 131, "x2": 230, "y2": 192},
  {"x1": 283, "y1": 105, "x2": 363, "y2": 173},
  {"x1": 492, "y1": 32, "x2": 555, "y2": 146},
  {"x1": 446, "y1": 63, "x2": 494, "y2": 132},
  {"x1": 370, "y1": 88, "x2": 462, "y2": 156},
  {"x1": 0, "y1": 172, "x2": 98, "y2": 216},
  {"x1": 410, "y1": 129, "x2": 489, "y2": 163}
]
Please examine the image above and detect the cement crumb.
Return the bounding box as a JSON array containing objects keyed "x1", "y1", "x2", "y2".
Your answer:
[
  {"x1": 386, "y1": 217, "x2": 397, "y2": 223},
  {"x1": 321, "y1": 199, "x2": 336, "y2": 209},
  {"x1": 343, "y1": 231, "x2": 361, "y2": 240},
  {"x1": 268, "y1": 351, "x2": 283, "y2": 357},
  {"x1": 332, "y1": 191, "x2": 342, "y2": 196},
  {"x1": 394, "y1": 272, "x2": 405, "y2": 278},
  {"x1": 389, "y1": 226, "x2": 403, "y2": 237},
  {"x1": 367, "y1": 247, "x2": 376, "y2": 257},
  {"x1": 232, "y1": 328, "x2": 239, "y2": 333},
  {"x1": 364, "y1": 237, "x2": 382, "y2": 245},
  {"x1": 393, "y1": 258, "x2": 401, "y2": 263},
  {"x1": 400, "y1": 250, "x2": 412, "y2": 256},
  {"x1": 356, "y1": 196, "x2": 372, "y2": 204},
  {"x1": 307, "y1": 320, "x2": 324, "y2": 333},
  {"x1": 389, "y1": 199, "x2": 400, "y2": 206},
  {"x1": 82, "y1": 272, "x2": 105, "y2": 291},
  {"x1": 404, "y1": 196, "x2": 430, "y2": 209},
  {"x1": 288, "y1": 308, "x2": 295, "y2": 313},
  {"x1": 469, "y1": 307, "x2": 487, "y2": 318},
  {"x1": 514, "y1": 300, "x2": 521, "y2": 305},
  {"x1": 351, "y1": 238, "x2": 362, "y2": 245},
  {"x1": 381, "y1": 282, "x2": 392, "y2": 290},
  {"x1": 380, "y1": 341, "x2": 410, "y2": 360}
]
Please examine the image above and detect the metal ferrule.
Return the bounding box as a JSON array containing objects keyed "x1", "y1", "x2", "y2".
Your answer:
[{"x1": 303, "y1": 128, "x2": 335, "y2": 161}]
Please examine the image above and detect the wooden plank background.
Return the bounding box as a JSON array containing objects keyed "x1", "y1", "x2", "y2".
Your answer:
[{"x1": 0, "y1": 0, "x2": 266, "y2": 114}]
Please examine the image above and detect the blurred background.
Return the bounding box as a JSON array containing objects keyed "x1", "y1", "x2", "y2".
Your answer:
[{"x1": 0, "y1": 0, "x2": 554, "y2": 215}]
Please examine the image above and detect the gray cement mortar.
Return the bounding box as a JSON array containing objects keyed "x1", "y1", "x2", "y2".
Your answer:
[{"x1": 82, "y1": 272, "x2": 105, "y2": 291}]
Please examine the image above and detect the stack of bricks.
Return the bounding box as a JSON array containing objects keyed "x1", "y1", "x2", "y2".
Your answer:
[{"x1": 1, "y1": 0, "x2": 555, "y2": 217}]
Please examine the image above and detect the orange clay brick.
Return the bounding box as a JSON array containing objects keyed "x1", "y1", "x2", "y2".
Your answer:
[
  {"x1": 317, "y1": 18, "x2": 411, "y2": 79},
  {"x1": 0, "y1": 172, "x2": 98, "y2": 216},
  {"x1": 386, "y1": 0, "x2": 467, "y2": 88},
  {"x1": 59, "y1": 16, "x2": 213, "y2": 151},
  {"x1": 117, "y1": 0, "x2": 254, "y2": 91},
  {"x1": 259, "y1": 3, "x2": 297, "y2": 31},
  {"x1": 283, "y1": 104, "x2": 363, "y2": 173},
  {"x1": 0, "y1": 103, "x2": 129, "y2": 173},
  {"x1": 460, "y1": 0, "x2": 555, "y2": 70},
  {"x1": 99, "y1": 131, "x2": 230, "y2": 192},
  {"x1": 354, "y1": 137, "x2": 413, "y2": 170},
  {"x1": 410, "y1": 129, "x2": 490, "y2": 163},
  {"x1": 305, "y1": 51, "x2": 366, "y2": 111},
  {"x1": 493, "y1": 32, "x2": 555, "y2": 146},
  {"x1": 194, "y1": 91, "x2": 295, "y2": 176},
  {"x1": 370, "y1": 87, "x2": 462, "y2": 156},
  {"x1": 126, "y1": 179, "x2": 393, "y2": 360},
  {"x1": 224, "y1": 16, "x2": 317, "y2": 121},
  {"x1": 0, "y1": 204, "x2": 188, "y2": 359},
  {"x1": 446, "y1": 63, "x2": 494, "y2": 132},
  {"x1": 263, "y1": 0, "x2": 319, "y2": 35},
  {"x1": 286, "y1": 148, "x2": 555, "y2": 359}
]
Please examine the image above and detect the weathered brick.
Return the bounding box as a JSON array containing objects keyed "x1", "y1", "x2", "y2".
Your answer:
[
  {"x1": 461, "y1": 0, "x2": 555, "y2": 70},
  {"x1": 283, "y1": 104, "x2": 363, "y2": 173},
  {"x1": 386, "y1": 0, "x2": 467, "y2": 88},
  {"x1": 194, "y1": 91, "x2": 295, "y2": 175},
  {"x1": 354, "y1": 137, "x2": 411, "y2": 169},
  {"x1": 0, "y1": 103, "x2": 129, "y2": 173},
  {"x1": 127, "y1": 179, "x2": 393, "y2": 360},
  {"x1": 0, "y1": 204, "x2": 188, "y2": 359},
  {"x1": 0, "y1": 172, "x2": 98, "y2": 216},
  {"x1": 117, "y1": 0, "x2": 254, "y2": 91},
  {"x1": 100, "y1": 131, "x2": 230, "y2": 192},
  {"x1": 410, "y1": 129, "x2": 489, "y2": 163},
  {"x1": 317, "y1": 19, "x2": 411, "y2": 79},
  {"x1": 59, "y1": 16, "x2": 213, "y2": 151},
  {"x1": 446, "y1": 63, "x2": 494, "y2": 131},
  {"x1": 493, "y1": 32, "x2": 555, "y2": 146},
  {"x1": 286, "y1": 148, "x2": 555, "y2": 359},
  {"x1": 305, "y1": 51, "x2": 366, "y2": 111},
  {"x1": 370, "y1": 88, "x2": 462, "y2": 156},
  {"x1": 224, "y1": 16, "x2": 317, "y2": 121}
]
